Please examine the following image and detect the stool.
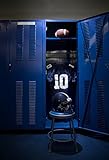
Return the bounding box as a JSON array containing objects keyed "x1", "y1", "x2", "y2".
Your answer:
[{"x1": 48, "y1": 110, "x2": 78, "y2": 152}]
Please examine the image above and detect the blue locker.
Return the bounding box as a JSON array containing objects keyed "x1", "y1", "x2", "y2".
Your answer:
[
  {"x1": 78, "y1": 13, "x2": 109, "y2": 134},
  {"x1": 0, "y1": 20, "x2": 46, "y2": 130},
  {"x1": 0, "y1": 22, "x2": 10, "y2": 129}
]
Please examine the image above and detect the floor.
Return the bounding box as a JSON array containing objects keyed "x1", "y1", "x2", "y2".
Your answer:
[{"x1": 0, "y1": 133, "x2": 109, "y2": 160}]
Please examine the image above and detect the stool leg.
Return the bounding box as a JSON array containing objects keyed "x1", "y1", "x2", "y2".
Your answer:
[
  {"x1": 72, "y1": 119, "x2": 78, "y2": 152},
  {"x1": 69, "y1": 119, "x2": 73, "y2": 139},
  {"x1": 51, "y1": 118, "x2": 55, "y2": 140},
  {"x1": 48, "y1": 118, "x2": 55, "y2": 152}
]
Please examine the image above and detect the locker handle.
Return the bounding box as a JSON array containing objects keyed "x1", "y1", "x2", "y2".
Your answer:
[{"x1": 8, "y1": 63, "x2": 12, "y2": 72}]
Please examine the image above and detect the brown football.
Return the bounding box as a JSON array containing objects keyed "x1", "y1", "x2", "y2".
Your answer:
[{"x1": 55, "y1": 29, "x2": 69, "y2": 38}]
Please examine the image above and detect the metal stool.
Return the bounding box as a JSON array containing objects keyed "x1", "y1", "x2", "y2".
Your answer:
[{"x1": 48, "y1": 110, "x2": 78, "y2": 152}]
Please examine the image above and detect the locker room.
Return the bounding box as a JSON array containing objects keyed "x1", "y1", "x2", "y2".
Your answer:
[{"x1": 0, "y1": 13, "x2": 109, "y2": 136}]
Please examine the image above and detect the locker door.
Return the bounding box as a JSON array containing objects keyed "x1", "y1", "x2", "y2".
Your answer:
[
  {"x1": 78, "y1": 13, "x2": 109, "y2": 134},
  {"x1": 0, "y1": 22, "x2": 10, "y2": 129},
  {"x1": 7, "y1": 20, "x2": 46, "y2": 130}
]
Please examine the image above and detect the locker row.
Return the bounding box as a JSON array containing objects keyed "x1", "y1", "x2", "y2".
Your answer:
[{"x1": 0, "y1": 13, "x2": 109, "y2": 134}]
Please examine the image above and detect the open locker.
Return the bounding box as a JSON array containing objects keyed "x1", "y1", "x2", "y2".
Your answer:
[
  {"x1": 45, "y1": 20, "x2": 78, "y2": 128},
  {"x1": 45, "y1": 13, "x2": 109, "y2": 135}
]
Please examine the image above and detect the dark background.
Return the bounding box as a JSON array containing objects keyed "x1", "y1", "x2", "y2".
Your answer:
[{"x1": 0, "y1": 0, "x2": 109, "y2": 20}]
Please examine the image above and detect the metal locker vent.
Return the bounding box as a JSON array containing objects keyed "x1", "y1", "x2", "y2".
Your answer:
[
  {"x1": 82, "y1": 22, "x2": 90, "y2": 60},
  {"x1": 16, "y1": 81, "x2": 23, "y2": 125},
  {"x1": 29, "y1": 81, "x2": 36, "y2": 125},
  {"x1": 29, "y1": 25, "x2": 36, "y2": 60},
  {"x1": 16, "y1": 25, "x2": 24, "y2": 60},
  {"x1": 97, "y1": 80, "x2": 105, "y2": 129},
  {"x1": 96, "y1": 18, "x2": 103, "y2": 57},
  {"x1": 84, "y1": 80, "x2": 90, "y2": 126}
]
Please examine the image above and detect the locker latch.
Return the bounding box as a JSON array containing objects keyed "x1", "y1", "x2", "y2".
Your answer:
[{"x1": 8, "y1": 63, "x2": 12, "y2": 72}]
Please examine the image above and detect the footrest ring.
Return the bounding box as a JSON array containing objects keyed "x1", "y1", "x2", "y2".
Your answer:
[{"x1": 48, "y1": 129, "x2": 74, "y2": 142}]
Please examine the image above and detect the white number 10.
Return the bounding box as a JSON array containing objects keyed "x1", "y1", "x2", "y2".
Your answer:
[{"x1": 54, "y1": 74, "x2": 68, "y2": 89}]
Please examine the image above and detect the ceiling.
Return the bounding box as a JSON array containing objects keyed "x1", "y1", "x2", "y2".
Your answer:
[{"x1": 0, "y1": 0, "x2": 109, "y2": 20}]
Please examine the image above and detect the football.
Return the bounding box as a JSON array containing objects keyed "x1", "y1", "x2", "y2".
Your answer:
[{"x1": 55, "y1": 29, "x2": 69, "y2": 38}]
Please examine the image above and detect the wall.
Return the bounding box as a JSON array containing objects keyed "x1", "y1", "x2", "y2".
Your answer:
[{"x1": 0, "y1": 0, "x2": 109, "y2": 20}]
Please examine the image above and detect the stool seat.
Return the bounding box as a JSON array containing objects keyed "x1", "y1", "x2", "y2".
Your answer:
[{"x1": 49, "y1": 111, "x2": 75, "y2": 119}]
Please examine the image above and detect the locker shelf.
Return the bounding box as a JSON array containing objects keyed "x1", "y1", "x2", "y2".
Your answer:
[{"x1": 46, "y1": 37, "x2": 77, "y2": 40}]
